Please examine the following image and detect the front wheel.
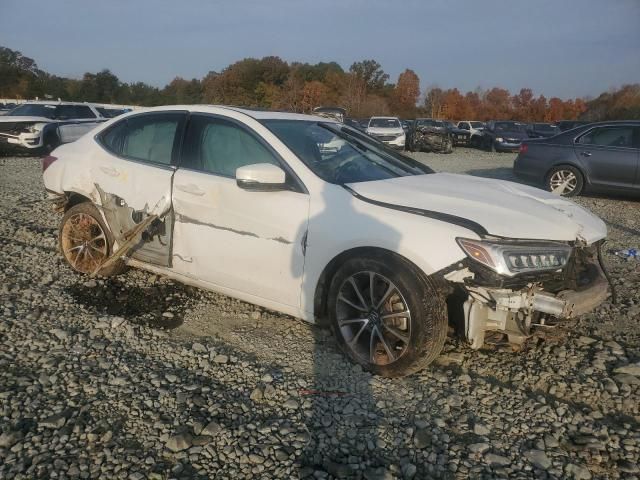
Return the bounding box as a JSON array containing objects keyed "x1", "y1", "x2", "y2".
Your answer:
[{"x1": 328, "y1": 256, "x2": 448, "y2": 377}]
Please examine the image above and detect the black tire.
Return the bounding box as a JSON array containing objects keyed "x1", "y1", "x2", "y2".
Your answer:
[
  {"x1": 545, "y1": 165, "x2": 584, "y2": 197},
  {"x1": 59, "y1": 202, "x2": 126, "y2": 276},
  {"x1": 328, "y1": 255, "x2": 448, "y2": 377},
  {"x1": 39, "y1": 132, "x2": 60, "y2": 156}
]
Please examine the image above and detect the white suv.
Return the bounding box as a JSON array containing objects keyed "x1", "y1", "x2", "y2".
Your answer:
[
  {"x1": 43, "y1": 105, "x2": 610, "y2": 377},
  {"x1": 0, "y1": 101, "x2": 106, "y2": 153},
  {"x1": 366, "y1": 116, "x2": 406, "y2": 149},
  {"x1": 457, "y1": 120, "x2": 485, "y2": 146}
]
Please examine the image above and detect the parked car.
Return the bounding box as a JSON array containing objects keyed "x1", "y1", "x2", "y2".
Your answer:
[
  {"x1": 479, "y1": 121, "x2": 529, "y2": 152},
  {"x1": 0, "y1": 101, "x2": 107, "y2": 154},
  {"x1": 312, "y1": 106, "x2": 346, "y2": 123},
  {"x1": 0, "y1": 103, "x2": 17, "y2": 116},
  {"x1": 406, "y1": 118, "x2": 453, "y2": 153},
  {"x1": 344, "y1": 117, "x2": 366, "y2": 132},
  {"x1": 527, "y1": 122, "x2": 560, "y2": 138},
  {"x1": 43, "y1": 105, "x2": 610, "y2": 376},
  {"x1": 556, "y1": 120, "x2": 588, "y2": 132},
  {"x1": 457, "y1": 120, "x2": 485, "y2": 147},
  {"x1": 365, "y1": 116, "x2": 406, "y2": 149},
  {"x1": 515, "y1": 121, "x2": 640, "y2": 197},
  {"x1": 443, "y1": 121, "x2": 471, "y2": 146},
  {"x1": 96, "y1": 107, "x2": 130, "y2": 118}
]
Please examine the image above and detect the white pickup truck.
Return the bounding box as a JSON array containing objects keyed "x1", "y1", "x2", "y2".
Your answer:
[{"x1": 0, "y1": 101, "x2": 109, "y2": 154}]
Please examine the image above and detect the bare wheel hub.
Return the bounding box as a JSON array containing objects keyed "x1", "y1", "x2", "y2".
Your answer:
[
  {"x1": 61, "y1": 212, "x2": 108, "y2": 274},
  {"x1": 336, "y1": 271, "x2": 412, "y2": 366}
]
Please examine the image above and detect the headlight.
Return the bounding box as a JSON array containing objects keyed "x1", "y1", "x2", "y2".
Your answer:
[
  {"x1": 495, "y1": 137, "x2": 504, "y2": 142},
  {"x1": 456, "y1": 238, "x2": 572, "y2": 276}
]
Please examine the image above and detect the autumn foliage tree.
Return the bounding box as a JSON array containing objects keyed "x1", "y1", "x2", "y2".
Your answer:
[
  {"x1": 1, "y1": 45, "x2": 637, "y2": 121},
  {"x1": 393, "y1": 69, "x2": 420, "y2": 118}
]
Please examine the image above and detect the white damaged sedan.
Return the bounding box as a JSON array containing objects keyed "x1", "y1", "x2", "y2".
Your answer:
[{"x1": 42, "y1": 106, "x2": 611, "y2": 377}]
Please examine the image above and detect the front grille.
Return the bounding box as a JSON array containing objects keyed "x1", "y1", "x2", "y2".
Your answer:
[
  {"x1": 505, "y1": 138, "x2": 521, "y2": 144},
  {"x1": 374, "y1": 135, "x2": 397, "y2": 141}
]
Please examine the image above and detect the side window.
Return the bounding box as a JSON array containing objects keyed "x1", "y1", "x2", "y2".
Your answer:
[
  {"x1": 183, "y1": 115, "x2": 279, "y2": 177},
  {"x1": 74, "y1": 106, "x2": 96, "y2": 119},
  {"x1": 578, "y1": 127, "x2": 634, "y2": 148},
  {"x1": 55, "y1": 105, "x2": 76, "y2": 119},
  {"x1": 100, "y1": 120, "x2": 128, "y2": 155},
  {"x1": 121, "y1": 113, "x2": 182, "y2": 165}
]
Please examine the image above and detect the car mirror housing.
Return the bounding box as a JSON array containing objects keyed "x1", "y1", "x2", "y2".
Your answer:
[{"x1": 236, "y1": 163, "x2": 287, "y2": 191}]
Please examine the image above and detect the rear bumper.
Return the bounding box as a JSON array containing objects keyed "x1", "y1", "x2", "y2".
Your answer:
[{"x1": 495, "y1": 141, "x2": 520, "y2": 152}]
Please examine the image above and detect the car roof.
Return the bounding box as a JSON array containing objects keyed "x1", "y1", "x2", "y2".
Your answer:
[
  {"x1": 369, "y1": 116, "x2": 400, "y2": 120},
  {"x1": 125, "y1": 104, "x2": 333, "y2": 122},
  {"x1": 17, "y1": 101, "x2": 97, "y2": 106}
]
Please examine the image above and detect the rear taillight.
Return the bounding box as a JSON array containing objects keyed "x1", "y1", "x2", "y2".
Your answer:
[
  {"x1": 519, "y1": 144, "x2": 528, "y2": 154},
  {"x1": 42, "y1": 155, "x2": 58, "y2": 172}
]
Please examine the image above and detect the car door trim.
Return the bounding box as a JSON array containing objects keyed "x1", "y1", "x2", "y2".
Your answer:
[{"x1": 342, "y1": 185, "x2": 489, "y2": 237}]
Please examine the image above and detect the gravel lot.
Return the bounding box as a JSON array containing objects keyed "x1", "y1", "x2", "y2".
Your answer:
[{"x1": 0, "y1": 149, "x2": 639, "y2": 479}]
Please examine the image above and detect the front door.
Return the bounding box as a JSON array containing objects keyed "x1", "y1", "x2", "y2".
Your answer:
[
  {"x1": 171, "y1": 114, "x2": 310, "y2": 309},
  {"x1": 574, "y1": 125, "x2": 639, "y2": 191},
  {"x1": 89, "y1": 111, "x2": 187, "y2": 266}
]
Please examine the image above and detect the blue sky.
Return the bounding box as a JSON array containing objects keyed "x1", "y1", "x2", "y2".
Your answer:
[{"x1": 1, "y1": 0, "x2": 638, "y2": 98}]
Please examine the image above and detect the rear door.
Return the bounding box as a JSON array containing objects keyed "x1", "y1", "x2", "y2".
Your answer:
[
  {"x1": 91, "y1": 111, "x2": 187, "y2": 266},
  {"x1": 574, "y1": 125, "x2": 639, "y2": 191},
  {"x1": 171, "y1": 113, "x2": 310, "y2": 309}
]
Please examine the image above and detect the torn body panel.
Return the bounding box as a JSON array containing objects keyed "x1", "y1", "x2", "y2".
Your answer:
[{"x1": 94, "y1": 184, "x2": 173, "y2": 267}]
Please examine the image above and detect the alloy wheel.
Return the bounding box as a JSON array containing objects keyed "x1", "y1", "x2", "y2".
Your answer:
[
  {"x1": 60, "y1": 213, "x2": 108, "y2": 274},
  {"x1": 549, "y1": 170, "x2": 577, "y2": 195},
  {"x1": 335, "y1": 271, "x2": 412, "y2": 366}
]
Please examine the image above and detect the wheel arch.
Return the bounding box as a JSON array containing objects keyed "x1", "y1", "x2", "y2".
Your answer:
[
  {"x1": 313, "y1": 246, "x2": 432, "y2": 324},
  {"x1": 63, "y1": 191, "x2": 93, "y2": 212}
]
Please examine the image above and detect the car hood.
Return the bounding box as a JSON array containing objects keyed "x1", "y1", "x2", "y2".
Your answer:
[
  {"x1": 367, "y1": 127, "x2": 404, "y2": 135},
  {"x1": 347, "y1": 173, "x2": 607, "y2": 244},
  {"x1": 0, "y1": 116, "x2": 52, "y2": 123}
]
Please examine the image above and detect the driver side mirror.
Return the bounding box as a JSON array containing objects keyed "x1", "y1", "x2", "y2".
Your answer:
[{"x1": 236, "y1": 163, "x2": 287, "y2": 192}]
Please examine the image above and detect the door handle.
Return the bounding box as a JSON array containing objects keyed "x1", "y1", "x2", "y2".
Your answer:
[
  {"x1": 175, "y1": 184, "x2": 205, "y2": 196},
  {"x1": 580, "y1": 151, "x2": 592, "y2": 157},
  {"x1": 99, "y1": 166, "x2": 120, "y2": 177}
]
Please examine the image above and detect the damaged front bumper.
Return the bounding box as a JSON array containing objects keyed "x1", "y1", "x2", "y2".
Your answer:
[
  {"x1": 0, "y1": 131, "x2": 44, "y2": 149},
  {"x1": 445, "y1": 242, "x2": 611, "y2": 349}
]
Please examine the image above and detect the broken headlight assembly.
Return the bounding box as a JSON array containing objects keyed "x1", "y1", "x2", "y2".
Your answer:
[
  {"x1": 22, "y1": 123, "x2": 46, "y2": 134},
  {"x1": 456, "y1": 238, "x2": 572, "y2": 276}
]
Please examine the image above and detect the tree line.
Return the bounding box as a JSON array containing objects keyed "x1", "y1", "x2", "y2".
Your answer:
[{"x1": 1, "y1": 46, "x2": 638, "y2": 121}]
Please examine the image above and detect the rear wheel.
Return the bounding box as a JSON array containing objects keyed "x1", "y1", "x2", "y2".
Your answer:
[
  {"x1": 328, "y1": 256, "x2": 448, "y2": 377},
  {"x1": 59, "y1": 202, "x2": 126, "y2": 276},
  {"x1": 546, "y1": 165, "x2": 584, "y2": 197}
]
